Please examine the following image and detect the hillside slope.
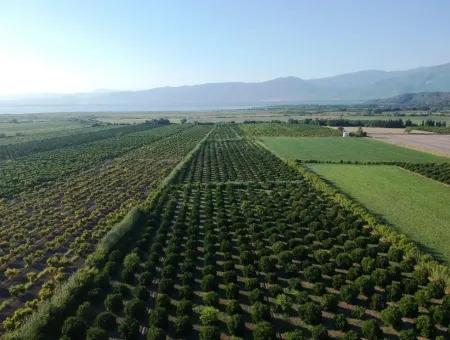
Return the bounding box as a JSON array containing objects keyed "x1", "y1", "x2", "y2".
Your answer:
[
  {"x1": 2, "y1": 63, "x2": 450, "y2": 109},
  {"x1": 367, "y1": 91, "x2": 450, "y2": 107}
]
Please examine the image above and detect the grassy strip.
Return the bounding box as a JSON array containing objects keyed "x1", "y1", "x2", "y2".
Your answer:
[
  {"x1": 308, "y1": 164, "x2": 450, "y2": 261},
  {"x1": 260, "y1": 136, "x2": 449, "y2": 163},
  {"x1": 296, "y1": 159, "x2": 450, "y2": 186},
  {"x1": 4, "y1": 125, "x2": 214, "y2": 340},
  {"x1": 289, "y1": 160, "x2": 450, "y2": 287}
]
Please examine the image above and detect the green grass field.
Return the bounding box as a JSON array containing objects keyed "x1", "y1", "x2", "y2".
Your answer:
[
  {"x1": 261, "y1": 136, "x2": 449, "y2": 163},
  {"x1": 309, "y1": 164, "x2": 450, "y2": 262}
]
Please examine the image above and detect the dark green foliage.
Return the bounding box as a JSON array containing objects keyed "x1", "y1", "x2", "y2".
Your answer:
[
  {"x1": 112, "y1": 284, "x2": 131, "y2": 299},
  {"x1": 399, "y1": 329, "x2": 417, "y2": 340},
  {"x1": 200, "y1": 325, "x2": 220, "y2": 340},
  {"x1": 139, "y1": 272, "x2": 153, "y2": 287},
  {"x1": 312, "y1": 282, "x2": 326, "y2": 296},
  {"x1": 268, "y1": 284, "x2": 283, "y2": 298},
  {"x1": 331, "y1": 274, "x2": 345, "y2": 289},
  {"x1": 333, "y1": 314, "x2": 348, "y2": 331},
  {"x1": 125, "y1": 299, "x2": 146, "y2": 321},
  {"x1": 259, "y1": 256, "x2": 276, "y2": 273},
  {"x1": 369, "y1": 293, "x2": 385, "y2": 311},
  {"x1": 227, "y1": 314, "x2": 245, "y2": 336},
  {"x1": 298, "y1": 302, "x2": 322, "y2": 325},
  {"x1": 225, "y1": 283, "x2": 239, "y2": 300},
  {"x1": 274, "y1": 294, "x2": 292, "y2": 314},
  {"x1": 95, "y1": 312, "x2": 116, "y2": 331},
  {"x1": 249, "y1": 288, "x2": 264, "y2": 304},
  {"x1": 386, "y1": 283, "x2": 402, "y2": 301},
  {"x1": 430, "y1": 305, "x2": 449, "y2": 325},
  {"x1": 201, "y1": 274, "x2": 217, "y2": 291},
  {"x1": 177, "y1": 299, "x2": 193, "y2": 316},
  {"x1": 304, "y1": 266, "x2": 322, "y2": 282},
  {"x1": 321, "y1": 294, "x2": 339, "y2": 311},
  {"x1": 251, "y1": 302, "x2": 271, "y2": 322},
  {"x1": 412, "y1": 267, "x2": 429, "y2": 285},
  {"x1": 335, "y1": 253, "x2": 352, "y2": 269},
  {"x1": 311, "y1": 324, "x2": 328, "y2": 340},
  {"x1": 134, "y1": 285, "x2": 150, "y2": 301},
  {"x1": 399, "y1": 295, "x2": 418, "y2": 318},
  {"x1": 253, "y1": 321, "x2": 276, "y2": 340},
  {"x1": 340, "y1": 285, "x2": 358, "y2": 303},
  {"x1": 147, "y1": 327, "x2": 165, "y2": 340},
  {"x1": 104, "y1": 293, "x2": 123, "y2": 314},
  {"x1": 226, "y1": 299, "x2": 242, "y2": 315},
  {"x1": 118, "y1": 317, "x2": 140, "y2": 340},
  {"x1": 346, "y1": 266, "x2": 362, "y2": 281},
  {"x1": 86, "y1": 327, "x2": 109, "y2": 340},
  {"x1": 203, "y1": 291, "x2": 219, "y2": 306},
  {"x1": 61, "y1": 317, "x2": 87, "y2": 340},
  {"x1": 414, "y1": 289, "x2": 430, "y2": 307},
  {"x1": 313, "y1": 249, "x2": 330, "y2": 264},
  {"x1": 354, "y1": 275, "x2": 374, "y2": 295},
  {"x1": 402, "y1": 278, "x2": 418, "y2": 295},
  {"x1": 427, "y1": 280, "x2": 445, "y2": 299},
  {"x1": 285, "y1": 330, "x2": 306, "y2": 340},
  {"x1": 387, "y1": 247, "x2": 403, "y2": 262},
  {"x1": 416, "y1": 315, "x2": 433, "y2": 338},
  {"x1": 76, "y1": 301, "x2": 94, "y2": 322},
  {"x1": 341, "y1": 331, "x2": 358, "y2": 340},
  {"x1": 381, "y1": 305, "x2": 402, "y2": 329},
  {"x1": 174, "y1": 315, "x2": 192, "y2": 337},
  {"x1": 149, "y1": 307, "x2": 168, "y2": 329},
  {"x1": 361, "y1": 319, "x2": 382, "y2": 340},
  {"x1": 371, "y1": 268, "x2": 390, "y2": 287},
  {"x1": 351, "y1": 306, "x2": 365, "y2": 319}
]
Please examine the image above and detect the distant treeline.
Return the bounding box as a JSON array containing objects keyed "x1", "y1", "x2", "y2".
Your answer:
[
  {"x1": 420, "y1": 119, "x2": 447, "y2": 127},
  {"x1": 412, "y1": 120, "x2": 449, "y2": 133},
  {"x1": 288, "y1": 118, "x2": 415, "y2": 128}
]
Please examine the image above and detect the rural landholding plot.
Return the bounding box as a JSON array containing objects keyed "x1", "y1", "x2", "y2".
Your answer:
[
  {"x1": 261, "y1": 137, "x2": 449, "y2": 163},
  {"x1": 309, "y1": 164, "x2": 450, "y2": 263}
]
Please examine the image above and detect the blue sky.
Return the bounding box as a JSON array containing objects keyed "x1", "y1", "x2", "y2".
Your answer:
[{"x1": 1, "y1": 0, "x2": 450, "y2": 94}]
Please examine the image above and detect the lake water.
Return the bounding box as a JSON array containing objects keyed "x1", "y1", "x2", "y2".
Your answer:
[{"x1": 0, "y1": 104, "x2": 253, "y2": 115}]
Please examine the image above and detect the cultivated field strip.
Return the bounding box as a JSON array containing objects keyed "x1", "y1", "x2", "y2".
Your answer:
[
  {"x1": 241, "y1": 122, "x2": 340, "y2": 137},
  {"x1": 0, "y1": 122, "x2": 163, "y2": 161},
  {"x1": 0, "y1": 124, "x2": 114, "y2": 147},
  {"x1": 176, "y1": 139, "x2": 299, "y2": 183},
  {"x1": 42, "y1": 184, "x2": 450, "y2": 339},
  {"x1": 0, "y1": 123, "x2": 189, "y2": 197},
  {"x1": 207, "y1": 124, "x2": 244, "y2": 141},
  {"x1": 26, "y1": 125, "x2": 449, "y2": 340},
  {"x1": 0, "y1": 124, "x2": 213, "y2": 330}
]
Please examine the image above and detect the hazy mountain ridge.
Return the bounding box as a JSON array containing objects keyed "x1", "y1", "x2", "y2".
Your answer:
[
  {"x1": 2, "y1": 63, "x2": 450, "y2": 110},
  {"x1": 367, "y1": 91, "x2": 450, "y2": 107}
]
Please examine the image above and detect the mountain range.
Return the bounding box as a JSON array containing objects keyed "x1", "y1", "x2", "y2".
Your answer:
[
  {"x1": 2, "y1": 62, "x2": 450, "y2": 111},
  {"x1": 367, "y1": 91, "x2": 450, "y2": 107}
]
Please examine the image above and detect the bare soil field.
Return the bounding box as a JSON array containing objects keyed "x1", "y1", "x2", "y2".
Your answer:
[
  {"x1": 339, "y1": 127, "x2": 406, "y2": 134},
  {"x1": 339, "y1": 127, "x2": 434, "y2": 135},
  {"x1": 334, "y1": 127, "x2": 450, "y2": 157},
  {"x1": 371, "y1": 133, "x2": 450, "y2": 157}
]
